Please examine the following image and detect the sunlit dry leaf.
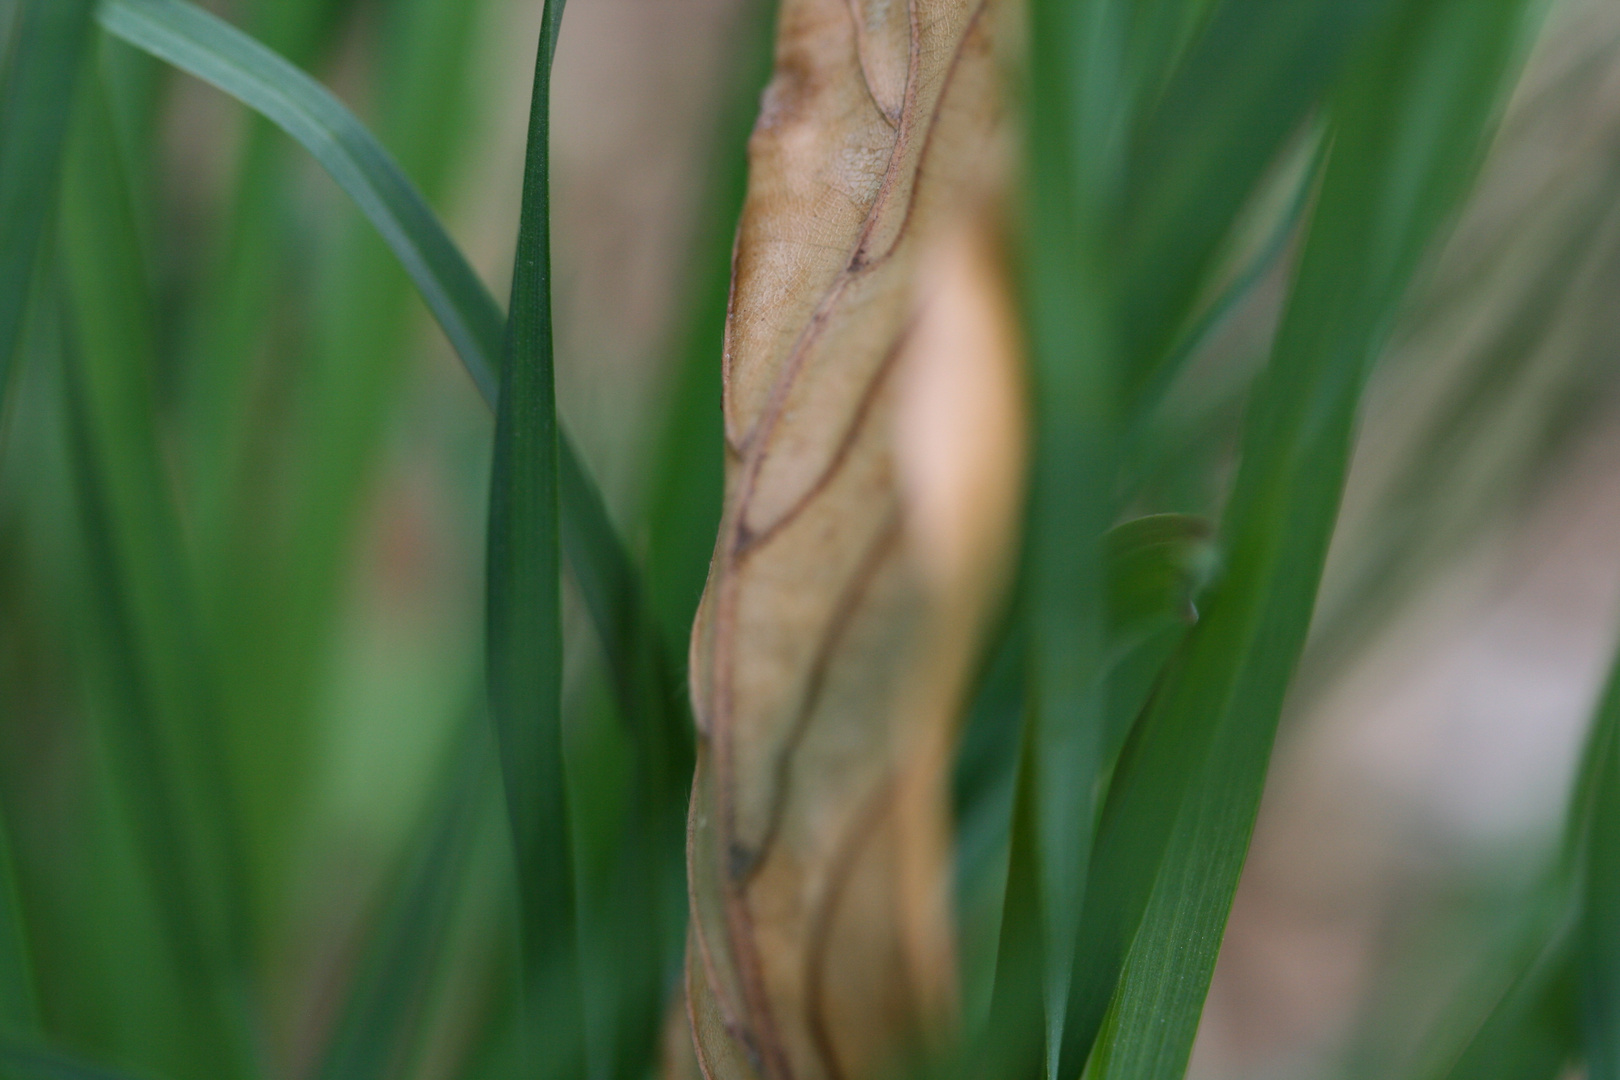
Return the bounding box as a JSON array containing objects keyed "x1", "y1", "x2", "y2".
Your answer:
[{"x1": 684, "y1": 1, "x2": 1021, "y2": 1077}]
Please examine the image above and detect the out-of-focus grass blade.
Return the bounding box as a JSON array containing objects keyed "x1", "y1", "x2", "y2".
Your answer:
[
  {"x1": 1118, "y1": 0, "x2": 1397, "y2": 404},
  {"x1": 0, "y1": 0, "x2": 95, "y2": 414},
  {"x1": 96, "y1": 0, "x2": 672, "y2": 755},
  {"x1": 1068, "y1": 2, "x2": 1541, "y2": 1077},
  {"x1": 314, "y1": 712, "x2": 490, "y2": 1080},
  {"x1": 58, "y1": 69, "x2": 250, "y2": 1080},
  {"x1": 1418, "y1": 898, "x2": 1576, "y2": 1080},
  {"x1": 956, "y1": 515, "x2": 1215, "y2": 1039},
  {"x1": 1020, "y1": 0, "x2": 1126, "y2": 1070},
  {"x1": 0, "y1": 820, "x2": 35, "y2": 1031},
  {"x1": 0, "y1": 1040, "x2": 153, "y2": 1080},
  {"x1": 95, "y1": 0, "x2": 497, "y2": 402},
  {"x1": 483, "y1": 3, "x2": 582, "y2": 1077}
]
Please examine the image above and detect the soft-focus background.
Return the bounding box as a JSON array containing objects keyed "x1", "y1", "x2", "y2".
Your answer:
[{"x1": 3, "y1": 0, "x2": 1619, "y2": 1076}]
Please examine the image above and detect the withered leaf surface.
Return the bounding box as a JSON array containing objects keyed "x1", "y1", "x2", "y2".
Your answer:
[{"x1": 685, "y1": 1, "x2": 1020, "y2": 1078}]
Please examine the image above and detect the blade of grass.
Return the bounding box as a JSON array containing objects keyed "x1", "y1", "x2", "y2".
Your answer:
[
  {"x1": 1068, "y1": 2, "x2": 1542, "y2": 1077},
  {"x1": 957, "y1": 516, "x2": 1213, "y2": 1045},
  {"x1": 1117, "y1": 0, "x2": 1400, "y2": 406},
  {"x1": 58, "y1": 67, "x2": 252, "y2": 1080},
  {"x1": 483, "y1": 4, "x2": 583, "y2": 1078},
  {"x1": 0, "y1": 0, "x2": 95, "y2": 417},
  {"x1": 95, "y1": 0, "x2": 673, "y2": 763},
  {"x1": 1019, "y1": 0, "x2": 1127, "y2": 1071}
]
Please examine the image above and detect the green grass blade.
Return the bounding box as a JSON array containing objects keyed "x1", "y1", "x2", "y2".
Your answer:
[
  {"x1": 483, "y1": 4, "x2": 582, "y2": 1076},
  {"x1": 1068, "y1": 1, "x2": 1541, "y2": 1076},
  {"x1": 0, "y1": 0, "x2": 95, "y2": 415},
  {"x1": 1117, "y1": 0, "x2": 1397, "y2": 403},
  {"x1": 1020, "y1": 0, "x2": 1127, "y2": 1070},
  {"x1": 95, "y1": 0, "x2": 671, "y2": 759}
]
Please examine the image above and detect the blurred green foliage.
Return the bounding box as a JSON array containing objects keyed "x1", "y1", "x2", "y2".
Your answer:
[{"x1": 3, "y1": 0, "x2": 1620, "y2": 1078}]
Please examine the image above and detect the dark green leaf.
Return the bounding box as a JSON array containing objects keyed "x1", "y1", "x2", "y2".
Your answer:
[{"x1": 483, "y1": 4, "x2": 581, "y2": 1077}]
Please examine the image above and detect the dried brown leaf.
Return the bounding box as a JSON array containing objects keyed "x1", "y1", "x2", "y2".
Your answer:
[{"x1": 684, "y1": 2, "x2": 1022, "y2": 1077}]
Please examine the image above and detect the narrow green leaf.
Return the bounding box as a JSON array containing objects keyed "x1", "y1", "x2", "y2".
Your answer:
[
  {"x1": 0, "y1": 0, "x2": 95, "y2": 413},
  {"x1": 1118, "y1": 0, "x2": 1399, "y2": 404},
  {"x1": 483, "y1": 5, "x2": 581, "y2": 1078},
  {"x1": 94, "y1": 0, "x2": 672, "y2": 762},
  {"x1": 1068, "y1": 1, "x2": 1542, "y2": 1077},
  {"x1": 1020, "y1": 0, "x2": 1127, "y2": 1070}
]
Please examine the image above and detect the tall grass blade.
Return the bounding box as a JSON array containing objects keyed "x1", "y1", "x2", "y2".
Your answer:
[
  {"x1": 483, "y1": 3, "x2": 582, "y2": 1076},
  {"x1": 1068, "y1": 2, "x2": 1541, "y2": 1077},
  {"x1": 1020, "y1": 1, "x2": 1125, "y2": 1070},
  {"x1": 0, "y1": 0, "x2": 95, "y2": 415},
  {"x1": 95, "y1": 0, "x2": 672, "y2": 758}
]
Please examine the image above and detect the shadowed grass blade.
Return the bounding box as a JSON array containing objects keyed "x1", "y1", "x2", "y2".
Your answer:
[
  {"x1": 483, "y1": 3, "x2": 583, "y2": 1077},
  {"x1": 0, "y1": 0, "x2": 95, "y2": 415},
  {"x1": 1069, "y1": 1, "x2": 1542, "y2": 1077},
  {"x1": 95, "y1": 0, "x2": 672, "y2": 761}
]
